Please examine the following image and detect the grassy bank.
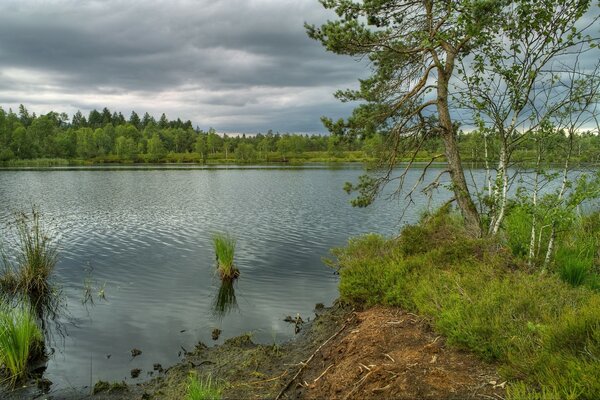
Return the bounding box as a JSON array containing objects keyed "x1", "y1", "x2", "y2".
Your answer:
[{"x1": 330, "y1": 207, "x2": 600, "y2": 399}]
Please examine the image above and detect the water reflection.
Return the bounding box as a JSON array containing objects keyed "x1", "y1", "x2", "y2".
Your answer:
[{"x1": 213, "y1": 279, "x2": 238, "y2": 318}]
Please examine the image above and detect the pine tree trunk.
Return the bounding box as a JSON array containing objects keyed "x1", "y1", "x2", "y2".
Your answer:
[{"x1": 438, "y1": 75, "x2": 482, "y2": 236}]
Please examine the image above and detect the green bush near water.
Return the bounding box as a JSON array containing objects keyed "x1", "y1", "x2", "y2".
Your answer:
[
  {"x1": 211, "y1": 233, "x2": 239, "y2": 280},
  {"x1": 331, "y1": 207, "x2": 600, "y2": 399},
  {"x1": 0, "y1": 301, "x2": 44, "y2": 386}
]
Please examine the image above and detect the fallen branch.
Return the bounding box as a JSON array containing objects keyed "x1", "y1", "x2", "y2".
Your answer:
[
  {"x1": 313, "y1": 364, "x2": 334, "y2": 383},
  {"x1": 275, "y1": 312, "x2": 356, "y2": 400},
  {"x1": 242, "y1": 370, "x2": 289, "y2": 386}
]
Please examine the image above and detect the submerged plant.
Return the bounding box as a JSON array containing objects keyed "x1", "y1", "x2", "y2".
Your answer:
[
  {"x1": 186, "y1": 372, "x2": 222, "y2": 400},
  {"x1": 0, "y1": 301, "x2": 44, "y2": 386},
  {"x1": 211, "y1": 233, "x2": 239, "y2": 280},
  {"x1": 1, "y1": 208, "x2": 58, "y2": 298}
]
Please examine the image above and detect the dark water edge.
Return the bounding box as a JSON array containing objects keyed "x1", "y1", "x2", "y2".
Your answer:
[{"x1": 3, "y1": 303, "x2": 352, "y2": 400}]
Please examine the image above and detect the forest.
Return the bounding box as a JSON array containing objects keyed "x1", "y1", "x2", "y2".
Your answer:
[{"x1": 1, "y1": 104, "x2": 599, "y2": 165}]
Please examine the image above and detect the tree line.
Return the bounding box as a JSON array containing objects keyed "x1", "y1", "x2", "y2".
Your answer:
[{"x1": 1, "y1": 105, "x2": 598, "y2": 164}]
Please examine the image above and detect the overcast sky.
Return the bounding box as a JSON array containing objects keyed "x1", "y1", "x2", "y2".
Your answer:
[
  {"x1": 0, "y1": 0, "x2": 367, "y2": 133},
  {"x1": 2, "y1": 1, "x2": 598, "y2": 134}
]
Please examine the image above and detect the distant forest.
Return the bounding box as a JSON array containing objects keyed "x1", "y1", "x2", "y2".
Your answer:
[{"x1": 0, "y1": 105, "x2": 599, "y2": 165}]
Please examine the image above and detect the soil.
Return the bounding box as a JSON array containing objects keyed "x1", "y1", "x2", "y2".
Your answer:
[{"x1": 3, "y1": 304, "x2": 506, "y2": 400}]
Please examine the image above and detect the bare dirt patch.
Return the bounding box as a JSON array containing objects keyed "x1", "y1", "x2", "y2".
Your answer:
[{"x1": 282, "y1": 306, "x2": 505, "y2": 400}]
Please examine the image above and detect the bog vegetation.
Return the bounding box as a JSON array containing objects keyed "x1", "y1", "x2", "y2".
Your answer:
[
  {"x1": 0, "y1": 300, "x2": 44, "y2": 386},
  {"x1": 329, "y1": 206, "x2": 600, "y2": 399},
  {"x1": 211, "y1": 233, "x2": 239, "y2": 280}
]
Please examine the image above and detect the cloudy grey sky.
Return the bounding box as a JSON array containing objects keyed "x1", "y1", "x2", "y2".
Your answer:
[{"x1": 0, "y1": 0, "x2": 367, "y2": 133}]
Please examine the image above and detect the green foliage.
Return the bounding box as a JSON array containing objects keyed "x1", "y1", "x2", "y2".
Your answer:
[
  {"x1": 0, "y1": 301, "x2": 44, "y2": 386},
  {"x1": 211, "y1": 233, "x2": 238, "y2": 280},
  {"x1": 1, "y1": 208, "x2": 58, "y2": 298},
  {"x1": 332, "y1": 208, "x2": 600, "y2": 399},
  {"x1": 555, "y1": 245, "x2": 593, "y2": 287},
  {"x1": 186, "y1": 372, "x2": 221, "y2": 400},
  {"x1": 503, "y1": 205, "x2": 534, "y2": 258}
]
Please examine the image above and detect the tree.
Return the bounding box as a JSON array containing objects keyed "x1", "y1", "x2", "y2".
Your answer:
[
  {"x1": 129, "y1": 111, "x2": 141, "y2": 130},
  {"x1": 459, "y1": 0, "x2": 599, "y2": 234},
  {"x1": 306, "y1": 0, "x2": 505, "y2": 235},
  {"x1": 72, "y1": 110, "x2": 87, "y2": 128},
  {"x1": 195, "y1": 132, "x2": 207, "y2": 162},
  {"x1": 147, "y1": 133, "x2": 166, "y2": 161}
]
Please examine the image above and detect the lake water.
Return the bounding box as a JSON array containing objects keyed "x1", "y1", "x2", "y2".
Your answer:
[{"x1": 0, "y1": 165, "x2": 468, "y2": 391}]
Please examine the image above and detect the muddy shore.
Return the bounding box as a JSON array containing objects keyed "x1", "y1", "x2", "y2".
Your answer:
[{"x1": 5, "y1": 303, "x2": 506, "y2": 400}]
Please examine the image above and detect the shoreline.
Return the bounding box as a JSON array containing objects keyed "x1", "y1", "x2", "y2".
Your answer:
[{"x1": 4, "y1": 301, "x2": 506, "y2": 400}]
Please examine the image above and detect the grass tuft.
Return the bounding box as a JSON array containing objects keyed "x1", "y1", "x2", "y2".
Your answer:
[
  {"x1": 211, "y1": 233, "x2": 239, "y2": 280},
  {"x1": 0, "y1": 300, "x2": 44, "y2": 386},
  {"x1": 1, "y1": 208, "x2": 58, "y2": 299},
  {"x1": 186, "y1": 372, "x2": 222, "y2": 400}
]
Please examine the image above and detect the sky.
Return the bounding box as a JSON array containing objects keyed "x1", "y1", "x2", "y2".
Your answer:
[
  {"x1": 0, "y1": 0, "x2": 367, "y2": 133},
  {"x1": 1, "y1": 1, "x2": 598, "y2": 134}
]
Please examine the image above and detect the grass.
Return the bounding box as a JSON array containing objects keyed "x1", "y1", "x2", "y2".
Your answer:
[
  {"x1": 186, "y1": 372, "x2": 221, "y2": 400},
  {"x1": 1, "y1": 209, "x2": 58, "y2": 299},
  {"x1": 0, "y1": 301, "x2": 44, "y2": 386},
  {"x1": 211, "y1": 233, "x2": 239, "y2": 280},
  {"x1": 330, "y1": 206, "x2": 600, "y2": 399}
]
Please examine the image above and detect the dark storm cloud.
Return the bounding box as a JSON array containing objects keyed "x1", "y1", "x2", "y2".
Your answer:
[{"x1": 0, "y1": 0, "x2": 367, "y2": 132}]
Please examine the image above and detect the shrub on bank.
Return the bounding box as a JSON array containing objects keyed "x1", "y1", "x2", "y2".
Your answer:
[{"x1": 331, "y1": 207, "x2": 600, "y2": 399}]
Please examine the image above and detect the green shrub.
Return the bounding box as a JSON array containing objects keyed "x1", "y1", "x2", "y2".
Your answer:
[
  {"x1": 332, "y1": 207, "x2": 600, "y2": 399},
  {"x1": 0, "y1": 301, "x2": 44, "y2": 386}
]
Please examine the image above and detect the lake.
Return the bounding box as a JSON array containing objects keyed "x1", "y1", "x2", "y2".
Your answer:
[{"x1": 0, "y1": 165, "x2": 466, "y2": 391}]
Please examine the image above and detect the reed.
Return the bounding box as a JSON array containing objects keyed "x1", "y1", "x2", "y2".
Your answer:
[
  {"x1": 1, "y1": 209, "x2": 58, "y2": 298},
  {"x1": 0, "y1": 301, "x2": 44, "y2": 386},
  {"x1": 211, "y1": 233, "x2": 239, "y2": 280}
]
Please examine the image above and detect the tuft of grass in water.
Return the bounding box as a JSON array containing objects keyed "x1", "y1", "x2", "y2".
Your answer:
[
  {"x1": 0, "y1": 301, "x2": 44, "y2": 386},
  {"x1": 211, "y1": 233, "x2": 239, "y2": 280},
  {"x1": 186, "y1": 372, "x2": 222, "y2": 400},
  {"x1": 331, "y1": 206, "x2": 600, "y2": 399},
  {"x1": 1, "y1": 208, "x2": 58, "y2": 299}
]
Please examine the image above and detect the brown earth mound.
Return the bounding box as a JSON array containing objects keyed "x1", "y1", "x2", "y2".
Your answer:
[{"x1": 283, "y1": 306, "x2": 506, "y2": 400}]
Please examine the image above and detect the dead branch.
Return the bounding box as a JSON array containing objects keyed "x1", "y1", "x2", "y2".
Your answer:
[{"x1": 275, "y1": 312, "x2": 357, "y2": 400}]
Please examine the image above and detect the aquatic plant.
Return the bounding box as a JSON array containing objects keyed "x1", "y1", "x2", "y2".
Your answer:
[
  {"x1": 186, "y1": 372, "x2": 221, "y2": 400},
  {"x1": 0, "y1": 209, "x2": 58, "y2": 298},
  {"x1": 0, "y1": 301, "x2": 44, "y2": 386},
  {"x1": 211, "y1": 233, "x2": 239, "y2": 280}
]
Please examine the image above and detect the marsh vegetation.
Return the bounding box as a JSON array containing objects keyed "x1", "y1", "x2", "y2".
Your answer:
[{"x1": 211, "y1": 233, "x2": 239, "y2": 280}]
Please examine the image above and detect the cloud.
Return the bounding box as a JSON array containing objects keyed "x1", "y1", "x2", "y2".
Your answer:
[{"x1": 0, "y1": 0, "x2": 367, "y2": 132}]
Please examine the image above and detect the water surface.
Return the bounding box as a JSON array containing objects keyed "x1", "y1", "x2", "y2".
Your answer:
[{"x1": 0, "y1": 165, "x2": 453, "y2": 390}]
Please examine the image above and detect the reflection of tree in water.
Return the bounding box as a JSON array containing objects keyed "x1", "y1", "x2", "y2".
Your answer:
[{"x1": 212, "y1": 279, "x2": 238, "y2": 318}]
